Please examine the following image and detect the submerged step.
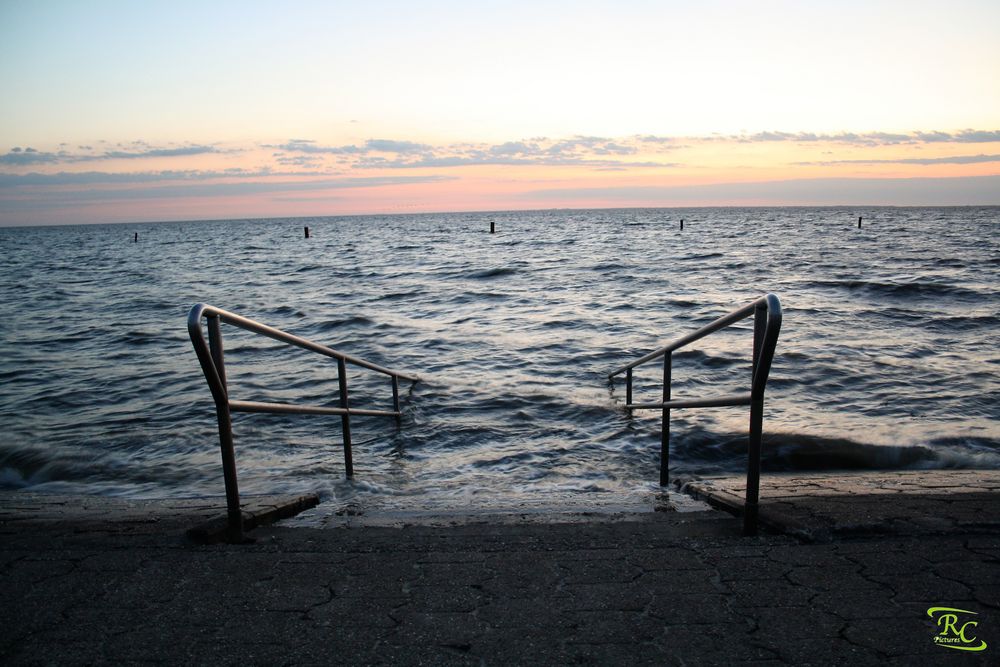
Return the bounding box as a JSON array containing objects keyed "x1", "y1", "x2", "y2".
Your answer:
[{"x1": 678, "y1": 470, "x2": 1000, "y2": 541}]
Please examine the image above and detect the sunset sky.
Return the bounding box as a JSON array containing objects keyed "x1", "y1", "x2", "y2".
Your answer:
[{"x1": 1, "y1": 0, "x2": 999, "y2": 225}]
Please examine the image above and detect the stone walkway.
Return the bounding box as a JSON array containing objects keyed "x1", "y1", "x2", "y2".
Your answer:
[
  {"x1": 1, "y1": 472, "x2": 998, "y2": 665},
  {"x1": 681, "y1": 470, "x2": 1000, "y2": 541}
]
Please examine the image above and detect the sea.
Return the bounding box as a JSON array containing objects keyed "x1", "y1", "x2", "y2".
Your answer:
[{"x1": 1, "y1": 207, "x2": 998, "y2": 520}]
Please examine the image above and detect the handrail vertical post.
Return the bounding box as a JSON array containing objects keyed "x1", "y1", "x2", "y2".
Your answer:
[
  {"x1": 625, "y1": 368, "x2": 633, "y2": 409},
  {"x1": 337, "y1": 358, "x2": 354, "y2": 477},
  {"x1": 752, "y1": 301, "x2": 766, "y2": 376},
  {"x1": 208, "y1": 315, "x2": 227, "y2": 389},
  {"x1": 745, "y1": 398, "x2": 763, "y2": 536},
  {"x1": 660, "y1": 351, "x2": 672, "y2": 486},
  {"x1": 392, "y1": 375, "x2": 401, "y2": 422},
  {"x1": 207, "y1": 315, "x2": 243, "y2": 543},
  {"x1": 744, "y1": 301, "x2": 768, "y2": 536}
]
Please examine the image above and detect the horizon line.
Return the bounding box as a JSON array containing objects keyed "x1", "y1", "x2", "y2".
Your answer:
[{"x1": 3, "y1": 203, "x2": 999, "y2": 230}]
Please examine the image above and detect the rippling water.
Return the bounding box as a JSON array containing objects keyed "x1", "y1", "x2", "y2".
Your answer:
[{"x1": 1, "y1": 208, "x2": 998, "y2": 514}]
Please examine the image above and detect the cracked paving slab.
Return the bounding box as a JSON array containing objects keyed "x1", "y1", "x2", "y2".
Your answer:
[
  {"x1": 681, "y1": 470, "x2": 1000, "y2": 541},
  {"x1": 1, "y1": 490, "x2": 998, "y2": 664}
]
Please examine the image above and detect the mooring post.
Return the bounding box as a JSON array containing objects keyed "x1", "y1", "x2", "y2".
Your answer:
[
  {"x1": 680, "y1": 219, "x2": 684, "y2": 231},
  {"x1": 304, "y1": 226, "x2": 310, "y2": 238},
  {"x1": 490, "y1": 221, "x2": 495, "y2": 234},
  {"x1": 858, "y1": 216, "x2": 862, "y2": 229},
  {"x1": 134, "y1": 232, "x2": 138, "y2": 242}
]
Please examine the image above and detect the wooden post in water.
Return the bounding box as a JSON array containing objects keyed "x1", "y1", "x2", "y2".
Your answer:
[
  {"x1": 134, "y1": 232, "x2": 138, "y2": 242},
  {"x1": 304, "y1": 226, "x2": 310, "y2": 238},
  {"x1": 490, "y1": 221, "x2": 495, "y2": 234},
  {"x1": 858, "y1": 216, "x2": 862, "y2": 229},
  {"x1": 680, "y1": 219, "x2": 684, "y2": 231}
]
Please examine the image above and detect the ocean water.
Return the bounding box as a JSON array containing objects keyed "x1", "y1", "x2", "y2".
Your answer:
[{"x1": 1, "y1": 208, "x2": 998, "y2": 516}]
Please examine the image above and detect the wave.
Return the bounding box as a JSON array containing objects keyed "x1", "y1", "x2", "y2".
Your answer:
[
  {"x1": 808, "y1": 278, "x2": 987, "y2": 300},
  {"x1": 673, "y1": 348, "x2": 745, "y2": 369},
  {"x1": 672, "y1": 431, "x2": 1000, "y2": 473},
  {"x1": 313, "y1": 316, "x2": 377, "y2": 332},
  {"x1": 681, "y1": 252, "x2": 724, "y2": 261},
  {"x1": 464, "y1": 267, "x2": 519, "y2": 280}
]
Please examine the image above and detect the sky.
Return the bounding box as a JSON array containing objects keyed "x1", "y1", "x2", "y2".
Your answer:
[{"x1": 1, "y1": 0, "x2": 999, "y2": 225}]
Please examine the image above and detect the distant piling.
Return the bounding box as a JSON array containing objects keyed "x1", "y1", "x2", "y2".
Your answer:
[
  {"x1": 680, "y1": 219, "x2": 684, "y2": 231},
  {"x1": 134, "y1": 232, "x2": 138, "y2": 243},
  {"x1": 304, "y1": 226, "x2": 310, "y2": 239},
  {"x1": 858, "y1": 216, "x2": 862, "y2": 229},
  {"x1": 490, "y1": 221, "x2": 495, "y2": 234}
]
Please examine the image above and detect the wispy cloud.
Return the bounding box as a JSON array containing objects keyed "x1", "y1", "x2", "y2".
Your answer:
[
  {"x1": 272, "y1": 154, "x2": 327, "y2": 168},
  {"x1": 353, "y1": 154, "x2": 671, "y2": 169},
  {"x1": 0, "y1": 148, "x2": 65, "y2": 166},
  {"x1": 271, "y1": 134, "x2": 672, "y2": 169},
  {"x1": 100, "y1": 145, "x2": 222, "y2": 159},
  {"x1": 269, "y1": 129, "x2": 1000, "y2": 169},
  {"x1": 267, "y1": 139, "x2": 363, "y2": 155},
  {"x1": 0, "y1": 172, "x2": 453, "y2": 198},
  {"x1": 364, "y1": 139, "x2": 432, "y2": 153},
  {"x1": 266, "y1": 138, "x2": 433, "y2": 155},
  {"x1": 724, "y1": 129, "x2": 1000, "y2": 147},
  {"x1": 8, "y1": 129, "x2": 999, "y2": 172},
  {"x1": 0, "y1": 143, "x2": 225, "y2": 166},
  {"x1": 524, "y1": 175, "x2": 1000, "y2": 206},
  {"x1": 0, "y1": 169, "x2": 300, "y2": 187},
  {"x1": 794, "y1": 153, "x2": 1000, "y2": 166}
]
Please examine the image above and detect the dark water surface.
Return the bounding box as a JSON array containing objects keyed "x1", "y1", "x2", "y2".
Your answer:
[{"x1": 1, "y1": 208, "x2": 998, "y2": 514}]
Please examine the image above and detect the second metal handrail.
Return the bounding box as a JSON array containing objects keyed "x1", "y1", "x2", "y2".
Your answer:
[
  {"x1": 608, "y1": 294, "x2": 782, "y2": 535},
  {"x1": 188, "y1": 303, "x2": 419, "y2": 542}
]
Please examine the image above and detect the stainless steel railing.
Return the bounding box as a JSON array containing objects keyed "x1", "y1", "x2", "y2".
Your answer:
[
  {"x1": 608, "y1": 294, "x2": 782, "y2": 535},
  {"x1": 188, "y1": 303, "x2": 419, "y2": 542}
]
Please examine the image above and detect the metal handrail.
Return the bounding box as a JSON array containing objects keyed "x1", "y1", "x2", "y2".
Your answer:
[
  {"x1": 608, "y1": 294, "x2": 781, "y2": 535},
  {"x1": 188, "y1": 303, "x2": 419, "y2": 542}
]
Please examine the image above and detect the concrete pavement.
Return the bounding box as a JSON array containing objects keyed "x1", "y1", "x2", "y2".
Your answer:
[{"x1": 1, "y1": 472, "x2": 998, "y2": 665}]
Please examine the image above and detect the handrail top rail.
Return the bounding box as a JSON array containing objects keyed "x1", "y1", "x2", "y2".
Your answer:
[
  {"x1": 188, "y1": 303, "x2": 420, "y2": 382},
  {"x1": 608, "y1": 294, "x2": 780, "y2": 378}
]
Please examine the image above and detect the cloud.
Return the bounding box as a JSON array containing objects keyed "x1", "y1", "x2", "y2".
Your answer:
[
  {"x1": 524, "y1": 174, "x2": 1000, "y2": 206},
  {"x1": 268, "y1": 139, "x2": 363, "y2": 155},
  {"x1": 0, "y1": 174, "x2": 456, "y2": 204},
  {"x1": 489, "y1": 141, "x2": 538, "y2": 156},
  {"x1": 273, "y1": 154, "x2": 326, "y2": 167},
  {"x1": 636, "y1": 135, "x2": 676, "y2": 145},
  {"x1": 0, "y1": 143, "x2": 224, "y2": 165},
  {"x1": 100, "y1": 145, "x2": 222, "y2": 159},
  {"x1": 0, "y1": 148, "x2": 65, "y2": 166},
  {"x1": 364, "y1": 139, "x2": 432, "y2": 153},
  {"x1": 795, "y1": 154, "x2": 1000, "y2": 166},
  {"x1": 0, "y1": 169, "x2": 289, "y2": 187},
  {"x1": 545, "y1": 136, "x2": 637, "y2": 156},
  {"x1": 273, "y1": 129, "x2": 1000, "y2": 170},
  {"x1": 727, "y1": 130, "x2": 1000, "y2": 147},
  {"x1": 948, "y1": 130, "x2": 1000, "y2": 143},
  {"x1": 267, "y1": 138, "x2": 433, "y2": 156},
  {"x1": 353, "y1": 154, "x2": 670, "y2": 169},
  {"x1": 271, "y1": 134, "x2": 672, "y2": 169}
]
